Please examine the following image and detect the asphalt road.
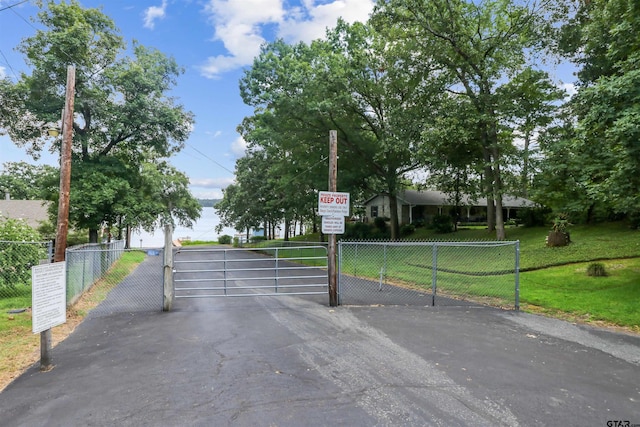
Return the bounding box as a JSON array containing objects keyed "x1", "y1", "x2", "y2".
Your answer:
[{"x1": 1, "y1": 248, "x2": 639, "y2": 426}]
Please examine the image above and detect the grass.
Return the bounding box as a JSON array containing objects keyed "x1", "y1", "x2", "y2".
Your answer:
[
  {"x1": 0, "y1": 250, "x2": 146, "y2": 392},
  {"x1": 180, "y1": 240, "x2": 220, "y2": 246},
  {"x1": 292, "y1": 221, "x2": 640, "y2": 331},
  {"x1": 520, "y1": 258, "x2": 640, "y2": 329}
]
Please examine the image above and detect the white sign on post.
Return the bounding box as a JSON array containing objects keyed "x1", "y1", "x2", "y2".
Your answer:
[
  {"x1": 32, "y1": 262, "x2": 67, "y2": 334},
  {"x1": 318, "y1": 191, "x2": 350, "y2": 217},
  {"x1": 322, "y1": 216, "x2": 345, "y2": 234}
]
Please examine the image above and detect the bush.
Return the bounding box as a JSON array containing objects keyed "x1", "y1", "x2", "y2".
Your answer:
[
  {"x1": 232, "y1": 237, "x2": 240, "y2": 247},
  {"x1": 400, "y1": 223, "x2": 415, "y2": 237},
  {"x1": 343, "y1": 222, "x2": 373, "y2": 240},
  {"x1": 0, "y1": 217, "x2": 46, "y2": 290},
  {"x1": 628, "y1": 211, "x2": 640, "y2": 230},
  {"x1": 373, "y1": 217, "x2": 389, "y2": 231},
  {"x1": 432, "y1": 215, "x2": 454, "y2": 233},
  {"x1": 249, "y1": 235, "x2": 266, "y2": 243},
  {"x1": 218, "y1": 235, "x2": 232, "y2": 245},
  {"x1": 411, "y1": 218, "x2": 426, "y2": 228},
  {"x1": 517, "y1": 207, "x2": 551, "y2": 227},
  {"x1": 587, "y1": 262, "x2": 607, "y2": 277}
]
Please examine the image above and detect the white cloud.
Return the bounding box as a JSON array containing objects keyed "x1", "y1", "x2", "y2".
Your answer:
[
  {"x1": 230, "y1": 135, "x2": 247, "y2": 157},
  {"x1": 279, "y1": 0, "x2": 375, "y2": 43},
  {"x1": 560, "y1": 82, "x2": 577, "y2": 99},
  {"x1": 143, "y1": 0, "x2": 168, "y2": 30},
  {"x1": 0, "y1": 66, "x2": 5, "y2": 79},
  {"x1": 199, "y1": 0, "x2": 374, "y2": 78},
  {"x1": 191, "y1": 189, "x2": 225, "y2": 199},
  {"x1": 190, "y1": 177, "x2": 235, "y2": 189}
]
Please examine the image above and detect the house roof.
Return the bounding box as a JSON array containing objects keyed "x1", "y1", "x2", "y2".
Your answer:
[
  {"x1": 0, "y1": 200, "x2": 50, "y2": 228},
  {"x1": 368, "y1": 190, "x2": 537, "y2": 208}
]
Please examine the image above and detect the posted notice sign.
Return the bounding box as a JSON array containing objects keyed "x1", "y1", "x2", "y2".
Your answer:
[
  {"x1": 322, "y1": 216, "x2": 345, "y2": 234},
  {"x1": 318, "y1": 191, "x2": 350, "y2": 217},
  {"x1": 32, "y1": 262, "x2": 66, "y2": 334}
]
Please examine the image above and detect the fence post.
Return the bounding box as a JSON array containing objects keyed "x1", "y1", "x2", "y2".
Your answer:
[
  {"x1": 275, "y1": 247, "x2": 279, "y2": 293},
  {"x1": 163, "y1": 224, "x2": 173, "y2": 311},
  {"x1": 431, "y1": 243, "x2": 438, "y2": 306},
  {"x1": 337, "y1": 241, "x2": 341, "y2": 305},
  {"x1": 515, "y1": 240, "x2": 520, "y2": 311}
]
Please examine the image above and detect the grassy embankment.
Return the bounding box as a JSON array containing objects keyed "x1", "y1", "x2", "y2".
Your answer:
[{"x1": 285, "y1": 222, "x2": 640, "y2": 331}]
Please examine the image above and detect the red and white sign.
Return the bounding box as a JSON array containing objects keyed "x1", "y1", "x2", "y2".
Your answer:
[
  {"x1": 322, "y1": 216, "x2": 345, "y2": 234},
  {"x1": 318, "y1": 191, "x2": 350, "y2": 217}
]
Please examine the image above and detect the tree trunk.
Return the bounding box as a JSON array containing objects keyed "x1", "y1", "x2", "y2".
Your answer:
[
  {"x1": 483, "y1": 160, "x2": 496, "y2": 232},
  {"x1": 284, "y1": 218, "x2": 290, "y2": 241},
  {"x1": 388, "y1": 192, "x2": 400, "y2": 241},
  {"x1": 89, "y1": 228, "x2": 99, "y2": 243},
  {"x1": 490, "y1": 131, "x2": 506, "y2": 240}
]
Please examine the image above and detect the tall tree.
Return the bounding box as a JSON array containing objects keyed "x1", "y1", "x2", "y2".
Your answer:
[
  {"x1": 0, "y1": 1, "x2": 195, "y2": 241},
  {"x1": 0, "y1": 161, "x2": 58, "y2": 200},
  {"x1": 568, "y1": 0, "x2": 640, "y2": 224},
  {"x1": 239, "y1": 21, "x2": 439, "y2": 239},
  {"x1": 373, "y1": 0, "x2": 548, "y2": 239}
]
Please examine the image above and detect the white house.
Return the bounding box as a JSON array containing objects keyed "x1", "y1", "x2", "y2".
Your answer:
[{"x1": 363, "y1": 190, "x2": 537, "y2": 225}]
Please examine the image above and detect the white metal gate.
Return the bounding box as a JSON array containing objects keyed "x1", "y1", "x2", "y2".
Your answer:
[{"x1": 173, "y1": 246, "x2": 328, "y2": 298}]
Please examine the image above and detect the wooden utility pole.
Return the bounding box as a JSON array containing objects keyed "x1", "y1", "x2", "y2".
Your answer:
[
  {"x1": 54, "y1": 65, "x2": 75, "y2": 263},
  {"x1": 328, "y1": 130, "x2": 338, "y2": 307},
  {"x1": 42, "y1": 65, "x2": 75, "y2": 371}
]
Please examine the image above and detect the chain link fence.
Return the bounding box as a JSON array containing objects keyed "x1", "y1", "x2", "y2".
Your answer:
[
  {"x1": 0, "y1": 239, "x2": 53, "y2": 300},
  {"x1": 79, "y1": 247, "x2": 164, "y2": 317},
  {"x1": 338, "y1": 241, "x2": 520, "y2": 309},
  {"x1": 66, "y1": 240, "x2": 126, "y2": 304}
]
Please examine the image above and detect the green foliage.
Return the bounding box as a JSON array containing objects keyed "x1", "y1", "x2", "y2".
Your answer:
[
  {"x1": 586, "y1": 262, "x2": 607, "y2": 277},
  {"x1": 343, "y1": 222, "x2": 373, "y2": 240},
  {"x1": 373, "y1": 217, "x2": 388, "y2": 231},
  {"x1": 551, "y1": 214, "x2": 571, "y2": 234},
  {"x1": 0, "y1": 162, "x2": 58, "y2": 200},
  {"x1": 0, "y1": 217, "x2": 46, "y2": 290},
  {"x1": 250, "y1": 235, "x2": 267, "y2": 243},
  {"x1": 0, "y1": 1, "x2": 195, "y2": 242},
  {"x1": 218, "y1": 235, "x2": 232, "y2": 245},
  {"x1": 432, "y1": 215, "x2": 454, "y2": 234},
  {"x1": 400, "y1": 223, "x2": 415, "y2": 237}
]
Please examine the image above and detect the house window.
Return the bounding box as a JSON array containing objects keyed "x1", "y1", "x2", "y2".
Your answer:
[{"x1": 371, "y1": 206, "x2": 378, "y2": 218}]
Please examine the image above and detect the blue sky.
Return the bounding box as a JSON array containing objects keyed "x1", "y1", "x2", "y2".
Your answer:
[{"x1": 0, "y1": 0, "x2": 375, "y2": 199}]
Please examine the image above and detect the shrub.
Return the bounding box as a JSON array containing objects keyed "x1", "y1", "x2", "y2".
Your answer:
[
  {"x1": 432, "y1": 215, "x2": 454, "y2": 233},
  {"x1": 400, "y1": 223, "x2": 415, "y2": 237},
  {"x1": 343, "y1": 222, "x2": 373, "y2": 240},
  {"x1": 517, "y1": 207, "x2": 551, "y2": 227},
  {"x1": 218, "y1": 235, "x2": 232, "y2": 245},
  {"x1": 586, "y1": 262, "x2": 607, "y2": 277},
  {"x1": 628, "y1": 211, "x2": 640, "y2": 230},
  {"x1": 249, "y1": 235, "x2": 266, "y2": 243},
  {"x1": 0, "y1": 217, "x2": 46, "y2": 289},
  {"x1": 411, "y1": 218, "x2": 426, "y2": 228},
  {"x1": 373, "y1": 217, "x2": 389, "y2": 231},
  {"x1": 232, "y1": 237, "x2": 240, "y2": 247}
]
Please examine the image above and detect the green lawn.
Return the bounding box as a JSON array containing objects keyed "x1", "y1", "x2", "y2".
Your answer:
[{"x1": 291, "y1": 222, "x2": 640, "y2": 330}]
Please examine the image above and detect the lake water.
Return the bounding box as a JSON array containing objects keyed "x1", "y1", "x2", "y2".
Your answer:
[{"x1": 130, "y1": 207, "x2": 238, "y2": 248}]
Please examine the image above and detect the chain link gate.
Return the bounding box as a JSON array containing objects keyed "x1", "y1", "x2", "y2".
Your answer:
[
  {"x1": 338, "y1": 241, "x2": 520, "y2": 309},
  {"x1": 173, "y1": 246, "x2": 328, "y2": 299}
]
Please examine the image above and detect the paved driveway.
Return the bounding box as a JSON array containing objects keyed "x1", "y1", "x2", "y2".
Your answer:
[{"x1": 1, "y1": 292, "x2": 639, "y2": 426}]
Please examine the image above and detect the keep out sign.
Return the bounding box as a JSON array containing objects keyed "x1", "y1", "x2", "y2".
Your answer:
[{"x1": 318, "y1": 191, "x2": 350, "y2": 216}]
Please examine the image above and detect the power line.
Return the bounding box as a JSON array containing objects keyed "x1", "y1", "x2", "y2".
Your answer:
[
  {"x1": 0, "y1": 0, "x2": 28, "y2": 13},
  {"x1": 0, "y1": 49, "x2": 18, "y2": 79},
  {"x1": 186, "y1": 143, "x2": 235, "y2": 175}
]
